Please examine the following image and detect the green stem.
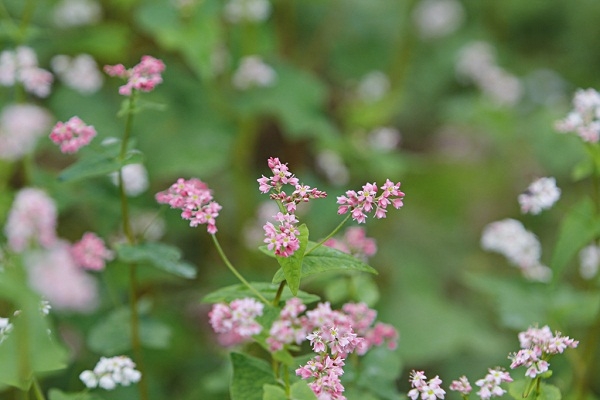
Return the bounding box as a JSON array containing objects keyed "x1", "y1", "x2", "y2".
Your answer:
[
  {"x1": 211, "y1": 234, "x2": 270, "y2": 304},
  {"x1": 31, "y1": 378, "x2": 45, "y2": 400},
  {"x1": 273, "y1": 281, "x2": 287, "y2": 306},
  {"x1": 305, "y1": 214, "x2": 351, "y2": 256}
]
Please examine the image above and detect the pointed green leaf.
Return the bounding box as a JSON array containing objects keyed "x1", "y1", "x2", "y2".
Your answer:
[
  {"x1": 272, "y1": 241, "x2": 378, "y2": 284},
  {"x1": 290, "y1": 381, "x2": 318, "y2": 400},
  {"x1": 263, "y1": 384, "x2": 287, "y2": 400},
  {"x1": 277, "y1": 224, "x2": 309, "y2": 296},
  {"x1": 201, "y1": 282, "x2": 320, "y2": 305},
  {"x1": 117, "y1": 242, "x2": 196, "y2": 279},
  {"x1": 230, "y1": 352, "x2": 277, "y2": 400},
  {"x1": 57, "y1": 147, "x2": 144, "y2": 182},
  {"x1": 551, "y1": 198, "x2": 600, "y2": 281}
]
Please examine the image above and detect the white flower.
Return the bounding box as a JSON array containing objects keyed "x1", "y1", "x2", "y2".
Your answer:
[
  {"x1": 51, "y1": 54, "x2": 103, "y2": 94},
  {"x1": 0, "y1": 317, "x2": 13, "y2": 344},
  {"x1": 224, "y1": 0, "x2": 271, "y2": 23},
  {"x1": 579, "y1": 244, "x2": 600, "y2": 280},
  {"x1": 357, "y1": 71, "x2": 390, "y2": 103},
  {"x1": 110, "y1": 164, "x2": 149, "y2": 197},
  {"x1": 80, "y1": 356, "x2": 142, "y2": 390},
  {"x1": 0, "y1": 104, "x2": 52, "y2": 161},
  {"x1": 413, "y1": 0, "x2": 465, "y2": 39},
  {"x1": 367, "y1": 126, "x2": 401, "y2": 152},
  {"x1": 518, "y1": 177, "x2": 561, "y2": 215},
  {"x1": 232, "y1": 56, "x2": 276, "y2": 90},
  {"x1": 53, "y1": 0, "x2": 102, "y2": 27}
]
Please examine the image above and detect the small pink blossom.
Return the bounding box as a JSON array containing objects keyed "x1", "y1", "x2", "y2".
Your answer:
[
  {"x1": 156, "y1": 178, "x2": 222, "y2": 233},
  {"x1": 555, "y1": 88, "x2": 600, "y2": 143},
  {"x1": 407, "y1": 371, "x2": 445, "y2": 400},
  {"x1": 475, "y1": 368, "x2": 512, "y2": 400},
  {"x1": 0, "y1": 103, "x2": 52, "y2": 161},
  {"x1": 104, "y1": 55, "x2": 165, "y2": 96},
  {"x1": 449, "y1": 376, "x2": 472, "y2": 395},
  {"x1": 337, "y1": 179, "x2": 404, "y2": 223},
  {"x1": 263, "y1": 212, "x2": 300, "y2": 257},
  {"x1": 71, "y1": 232, "x2": 114, "y2": 271},
  {"x1": 49, "y1": 116, "x2": 97, "y2": 154},
  {"x1": 208, "y1": 297, "x2": 264, "y2": 345},
  {"x1": 324, "y1": 227, "x2": 377, "y2": 261},
  {"x1": 0, "y1": 46, "x2": 53, "y2": 97},
  {"x1": 4, "y1": 188, "x2": 57, "y2": 253}
]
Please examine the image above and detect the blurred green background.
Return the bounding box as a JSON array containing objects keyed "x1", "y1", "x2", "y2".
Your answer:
[{"x1": 2, "y1": 0, "x2": 600, "y2": 398}]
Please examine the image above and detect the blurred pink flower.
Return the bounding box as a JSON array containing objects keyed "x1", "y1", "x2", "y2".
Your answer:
[
  {"x1": 50, "y1": 116, "x2": 97, "y2": 154},
  {"x1": 71, "y1": 232, "x2": 114, "y2": 271},
  {"x1": 104, "y1": 55, "x2": 165, "y2": 96},
  {"x1": 0, "y1": 103, "x2": 52, "y2": 161}
]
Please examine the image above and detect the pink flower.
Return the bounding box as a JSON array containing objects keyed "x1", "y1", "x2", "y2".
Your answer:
[
  {"x1": 296, "y1": 355, "x2": 346, "y2": 400},
  {"x1": 104, "y1": 55, "x2": 165, "y2": 96},
  {"x1": 4, "y1": 188, "x2": 57, "y2": 252},
  {"x1": 156, "y1": 178, "x2": 222, "y2": 233},
  {"x1": 407, "y1": 371, "x2": 445, "y2": 400},
  {"x1": 208, "y1": 297, "x2": 264, "y2": 345},
  {"x1": 324, "y1": 227, "x2": 377, "y2": 261},
  {"x1": 49, "y1": 116, "x2": 97, "y2": 154},
  {"x1": 475, "y1": 368, "x2": 512, "y2": 399},
  {"x1": 449, "y1": 376, "x2": 472, "y2": 395},
  {"x1": 0, "y1": 46, "x2": 53, "y2": 97},
  {"x1": 337, "y1": 179, "x2": 404, "y2": 223},
  {"x1": 71, "y1": 232, "x2": 114, "y2": 271},
  {"x1": 263, "y1": 212, "x2": 301, "y2": 257}
]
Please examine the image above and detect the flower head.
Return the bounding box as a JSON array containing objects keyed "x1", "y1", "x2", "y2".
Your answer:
[
  {"x1": 324, "y1": 227, "x2": 377, "y2": 261},
  {"x1": 79, "y1": 356, "x2": 141, "y2": 390},
  {"x1": 555, "y1": 88, "x2": 600, "y2": 143},
  {"x1": 156, "y1": 178, "x2": 222, "y2": 233},
  {"x1": 337, "y1": 179, "x2": 405, "y2": 223},
  {"x1": 518, "y1": 177, "x2": 561, "y2": 215},
  {"x1": 209, "y1": 297, "x2": 264, "y2": 345},
  {"x1": 474, "y1": 368, "x2": 512, "y2": 399},
  {"x1": 0, "y1": 103, "x2": 52, "y2": 161},
  {"x1": 449, "y1": 376, "x2": 472, "y2": 395},
  {"x1": 232, "y1": 56, "x2": 276, "y2": 90},
  {"x1": 407, "y1": 370, "x2": 445, "y2": 400},
  {"x1": 0, "y1": 46, "x2": 53, "y2": 97},
  {"x1": 104, "y1": 55, "x2": 165, "y2": 96},
  {"x1": 71, "y1": 232, "x2": 114, "y2": 271},
  {"x1": 49, "y1": 116, "x2": 97, "y2": 154}
]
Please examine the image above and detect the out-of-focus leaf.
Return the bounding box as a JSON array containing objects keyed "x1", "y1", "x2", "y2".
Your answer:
[
  {"x1": 508, "y1": 379, "x2": 561, "y2": 400},
  {"x1": 201, "y1": 282, "x2": 320, "y2": 305},
  {"x1": 117, "y1": 242, "x2": 196, "y2": 279},
  {"x1": 272, "y1": 242, "x2": 377, "y2": 284},
  {"x1": 263, "y1": 382, "x2": 317, "y2": 400},
  {"x1": 551, "y1": 198, "x2": 600, "y2": 281},
  {"x1": 48, "y1": 389, "x2": 104, "y2": 400},
  {"x1": 230, "y1": 352, "x2": 277, "y2": 400},
  {"x1": 276, "y1": 224, "x2": 309, "y2": 296},
  {"x1": 57, "y1": 146, "x2": 143, "y2": 182},
  {"x1": 353, "y1": 346, "x2": 403, "y2": 399}
]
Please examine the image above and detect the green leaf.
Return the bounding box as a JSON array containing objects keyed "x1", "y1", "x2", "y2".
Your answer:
[
  {"x1": 263, "y1": 384, "x2": 287, "y2": 400},
  {"x1": 277, "y1": 224, "x2": 309, "y2": 296},
  {"x1": 272, "y1": 242, "x2": 378, "y2": 284},
  {"x1": 0, "y1": 265, "x2": 68, "y2": 390},
  {"x1": 508, "y1": 379, "x2": 561, "y2": 400},
  {"x1": 48, "y1": 389, "x2": 104, "y2": 400},
  {"x1": 551, "y1": 198, "x2": 600, "y2": 281},
  {"x1": 87, "y1": 307, "x2": 172, "y2": 355},
  {"x1": 117, "y1": 242, "x2": 196, "y2": 279},
  {"x1": 289, "y1": 381, "x2": 318, "y2": 400},
  {"x1": 201, "y1": 282, "x2": 320, "y2": 305},
  {"x1": 230, "y1": 352, "x2": 277, "y2": 400},
  {"x1": 58, "y1": 152, "x2": 121, "y2": 182}
]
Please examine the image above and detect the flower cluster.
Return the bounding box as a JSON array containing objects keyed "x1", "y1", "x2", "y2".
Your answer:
[
  {"x1": 0, "y1": 317, "x2": 13, "y2": 344},
  {"x1": 208, "y1": 298, "x2": 264, "y2": 346},
  {"x1": 79, "y1": 356, "x2": 142, "y2": 390},
  {"x1": 480, "y1": 218, "x2": 551, "y2": 282},
  {"x1": 337, "y1": 179, "x2": 405, "y2": 223},
  {"x1": 104, "y1": 55, "x2": 165, "y2": 96},
  {"x1": 412, "y1": 0, "x2": 465, "y2": 40},
  {"x1": 407, "y1": 370, "x2": 446, "y2": 400},
  {"x1": 518, "y1": 177, "x2": 561, "y2": 215},
  {"x1": 258, "y1": 157, "x2": 327, "y2": 257},
  {"x1": 51, "y1": 53, "x2": 103, "y2": 94},
  {"x1": 474, "y1": 368, "x2": 513, "y2": 399},
  {"x1": 156, "y1": 178, "x2": 222, "y2": 233},
  {"x1": 579, "y1": 243, "x2": 600, "y2": 280},
  {"x1": 224, "y1": 0, "x2": 271, "y2": 23},
  {"x1": 296, "y1": 355, "x2": 346, "y2": 400},
  {"x1": 555, "y1": 88, "x2": 600, "y2": 143},
  {"x1": 70, "y1": 232, "x2": 114, "y2": 271},
  {"x1": 324, "y1": 226, "x2": 377, "y2": 261},
  {"x1": 232, "y1": 55, "x2": 276, "y2": 90},
  {"x1": 111, "y1": 163, "x2": 149, "y2": 197},
  {"x1": 49, "y1": 116, "x2": 97, "y2": 154},
  {"x1": 0, "y1": 46, "x2": 53, "y2": 97},
  {"x1": 0, "y1": 103, "x2": 52, "y2": 161},
  {"x1": 509, "y1": 325, "x2": 578, "y2": 378},
  {"x1": 449, "y1": 375, "x2": 472, "y2": 395}
]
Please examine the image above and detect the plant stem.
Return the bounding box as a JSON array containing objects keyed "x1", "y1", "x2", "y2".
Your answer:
[
  {"x1": 273, "y1": 281, "x2": 287, "y2": 306},
  {"x1": 211, "y1": 234, "x2": 270, "y2": 304},
  {"x1": 31, "y1": 378, "x2": 45, "y2": 400},
  {"x1": 118, "y1": 92, "x2": 149, "y2": 400},
  {"x1": 305, "y1": 214, "x2": 351, "y2": 256}
]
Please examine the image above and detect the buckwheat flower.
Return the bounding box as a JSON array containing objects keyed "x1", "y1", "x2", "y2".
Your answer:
[
  {"x1": 0, "y1": 47, "x2": 53, "y2": 97},
  {"x1": 0, "y1": 103, "x2": 52, "y2": 161},
  {"x1": 209, "y1": 297, "x2": 264, "y2": 344},
  {"x1": 337, "y1": 179, "x2": 405, "y2": 223},
  {"x1": 357, "y1": 70, "x2": 390, "y2": 103},
  {"x1": 412, "y1": 0, "x2": 465, "y2": 40},
  {"x1": 266, "y1": 297, "x2": 308, "y2": 351},
  {"x1": 449, "y1": 376, "x2": 472, "y2": 395},
  {"x1": 518, "y1": 177, "x2": 561, "y2": 215},
  {"x1": 481, "y1": 219, "x2": 551, "y2": 282},
  {"x1": 53, "y1": 0, "x2": 102, "y2": 27},
  {"x1": 325, "y1": 227, "x2": 377, "y2": 261},
  {"x1": 224, "y1": 0, "x2": 271, "y2": 23},
  {"x1": 110, "y1": 163, "x2": 149, "y2": 197},
  {"x1": 232, "y1": 56, "x2": 276, "y2": 90},
  {"x1": 263, "y1": 212, "x2": 301, "y2": 257},
  {"x1": 367, "y1": 126, "x2": 402, "y2": 152},
  {"x1": 579, "y1": 243, "x2": 600, "y2": 280},
  {"x1": 24, "y1": 242, "x2": 99, "y2": 313},
  {"x1": 4, "y1": 188, "x2": 57, "y2": 253},
  {"x1": 296, "y1": 354, "x2": 346, "y2": 400},
  {"x1": 51, "y1": 54, "x2": 104, "y2": 94},
  {"x1": 104, "y1": 55, "x2": 165, "y2": 96},
  {"x1": 50, "y1": 116, "x2": 97, "y2": 154},
  {"x1": 475, "y1": 368, "x2": 512, "y2": 399},
  {"x1": 71, "y1": 232, "x2": 114, "y2": 271},
  {"x1": 156, "y1": 178, "x2": 222, "y2": 233},
  {"x1": 407, "y1": 370, "x2": 445, "y2": 400},
  {"x1": 0, "y1": 317, "x2": 13, "y2": 344},
  {"x1": 555, "y1": 88, "x2": 600, "y2": 143},
  {"x1": 79, "y1": 356, "x2": 141, "y2": 390}
]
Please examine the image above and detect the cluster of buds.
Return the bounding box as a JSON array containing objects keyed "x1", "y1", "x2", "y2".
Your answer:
[
  {"x1": 156, "y1": 178, "x2": 222, "y2": 234},
  {"x1": 555, "y1": 88, "x2": 600, "y2": 143},
  {"x1": 104, "y1": 55, "x2": 165, "y2": 96},
  {"x1": 208, "y1": 297, "x2": 264, "y2": 346},
  {"x1": 337, "y1": 180, "x2": 404, "y2": 223},
  {"x1": 408, "y1": 370, "x2": 446, "y2": 400},
  {"x1": 70, "y1": 232, "x2": 114, "y2": 271},
  {"x1": 474, "y1": 368, "x2": 513, "y2": 399},
  {"x1": 49, "y1": 116, "x2": 97, "y2": 154},
  {"x1": 324, "y1": 226, "x2": 377, "y2": 261},
  {"x1": 79, "y1": 356, "x2": 142, "y2": 390},
  {"x1": 518, "y1": 177, "x2": 561, "y2": 215}
]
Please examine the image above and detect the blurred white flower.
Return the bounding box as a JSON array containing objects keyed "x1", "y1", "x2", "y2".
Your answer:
[
  {"x1": 0, "y1": 104, "x2": 52, "y2": 161},
  {"x1": 357, "y1": 71, "x2": 390, "y2": 103},
  {"x1": 0, "y1": 47, "x2": 53, "y2": 97},
  {"x1": 232, "y1": 56, "x2": 276, "y2": 90},
  {"x1": 413, "y1": 0, "x2": 465, "y2": 39},
  {"x1": 80, "y1": 356, "x2": 142, "y2": 390},
  {"x1": 51, "y1": 54, "x2": 103, "y2": 94},
  {"x1": 518, "y1": 177, "x2": 561, "y2": 215},
  {"x1": 110, "y1": 164, "x2": 149, "y2": 197},
  {"x1": 367, "y1": 126, "x2": 401, "y2": 152},
  {"x1": 53, "y1": 0, "x2": 102, "y2": 27},
  {"x1": 224, "y1": 0, "x2": 271, "y2": 23},
  {"x1": 315, "y1": 150, "x2": 349, "y2": 186},
  {"x1": 579, "y1": 244, "x2": 600, "y2": 280},
  {"x1": 0, "y1": 317, "x2": 13, "y2": 344}
]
